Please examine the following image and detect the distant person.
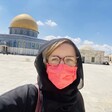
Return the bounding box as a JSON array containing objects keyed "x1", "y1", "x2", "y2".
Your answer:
[{"x1": 0, "y1": 38, "x2": 85, "y2": 112}]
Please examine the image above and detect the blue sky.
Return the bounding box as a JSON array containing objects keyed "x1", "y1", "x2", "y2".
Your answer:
[{"x1": 0, "y1": 0, "x2": 112, "y2": 54}]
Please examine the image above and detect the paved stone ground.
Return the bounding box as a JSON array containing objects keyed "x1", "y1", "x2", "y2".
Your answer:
[{"x1": 0, "y1": 54, "x2": 112, "y2": 112}]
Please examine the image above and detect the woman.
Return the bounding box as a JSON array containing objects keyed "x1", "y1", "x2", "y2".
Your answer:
[{"x1": 0, "y1": 38, "x2": 85, "y2": 112}]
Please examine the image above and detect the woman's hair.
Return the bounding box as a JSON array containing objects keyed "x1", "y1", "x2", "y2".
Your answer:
[{"x1": 42, "y1": 39, "x2": 76, "y2": 63}]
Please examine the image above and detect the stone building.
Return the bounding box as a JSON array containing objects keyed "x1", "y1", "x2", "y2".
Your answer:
[
  {"x1": 0, "y1": 13, "x2": 107, "y2": 64},
  {"x1": 109, "y1": 55, "x2": 112, "y2": 63},
  {"x1": 0, "y1": 14, "x2": 47, "y2": 55},
  {"x1": 80, "y1": 46, "x2": 104, "y2": 64}
]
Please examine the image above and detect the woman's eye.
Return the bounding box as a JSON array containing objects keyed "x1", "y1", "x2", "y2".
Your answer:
[
  {"x1": 51, "y1": 58, "x2": 58, "y2": 61},
  {"x1": 66, "y1": 59, "x2": 73, "y2": 62}
]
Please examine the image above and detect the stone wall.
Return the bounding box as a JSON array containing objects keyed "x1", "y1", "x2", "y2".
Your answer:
[{"x1": 80, "y1": 49, "x2": 104, "y2": 64}]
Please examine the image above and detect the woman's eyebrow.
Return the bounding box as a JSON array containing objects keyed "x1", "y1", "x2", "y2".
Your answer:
[{"x1": 50, "y1": 55, "x2": 76, "y2": 58}]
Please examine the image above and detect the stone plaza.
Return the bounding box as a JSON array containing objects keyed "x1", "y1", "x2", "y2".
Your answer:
[{"x1": 0, "y1": 54, "x2": 112, "y2": 112}]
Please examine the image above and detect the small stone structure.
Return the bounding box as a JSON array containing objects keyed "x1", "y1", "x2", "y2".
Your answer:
[{"x1": 80, "y1": 45, "x2": 104, "y2": 64}]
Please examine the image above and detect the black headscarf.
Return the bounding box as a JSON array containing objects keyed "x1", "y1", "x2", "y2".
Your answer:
[{"x1": 34, "y1": 38, "x2": 84, "y2": 112}]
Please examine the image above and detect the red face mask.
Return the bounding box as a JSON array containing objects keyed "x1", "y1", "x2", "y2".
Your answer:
[{"x1": 46, "y1": 64, "x2": 77, "y2": 89}]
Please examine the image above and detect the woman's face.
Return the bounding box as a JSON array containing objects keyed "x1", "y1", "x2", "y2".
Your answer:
[{"x1": 48, "y1": 43, "x2": 77, "y2": 66}]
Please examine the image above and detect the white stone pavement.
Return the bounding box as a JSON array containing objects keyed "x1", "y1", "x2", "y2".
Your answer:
[{"x1": 0, "y1": 54, "x2": 112, "y2": 112}]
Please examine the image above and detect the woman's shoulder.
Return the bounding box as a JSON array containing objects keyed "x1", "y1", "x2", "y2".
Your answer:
[
  {"x1": 19, "y1": 84, "x2": 38, "y2": 95},
  {"x1": 76, "y1": 91, "x2": 85, "y2": 112},
  {"x1": 0, "y1": 84, "x2": 38, "y2": 112},
  {"x1": 1, "y1": 84, "x2": 38, "y2": 97}
]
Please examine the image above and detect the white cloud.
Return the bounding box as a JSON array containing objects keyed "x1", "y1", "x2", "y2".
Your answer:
[
  {"x1": 41, "y1": 35, "x2": 112, "y2": 55},
  {"x1": 93, "y1": 44, "x2": 112, "y2": 54},
  {"x1": 80, "y1": 40, "x2": 112, "y2": 54},
  {"x1": 43, "y1": 35, "x2": 56, "y2": 40},
  {"x1": 83, "y1": 40, "x2": 94, "y2": 45},
  {"x1": 79, "y1": 40, "x2": 95, "y2": 50},
  {"x1": 36, "y1": 20, "x2": 57, "y2": 27},
  {"x1": 42, "y1": 35, "x2": 81, "y2": 46},
  {"x1": 36, "y1": 21, "x2": 44, "y2": 26},
  {"x1": 63, "y1": 36, "x2": 81, "y2": 45},
  {"x1": 45, "y1": 20, "x2": 57, "y2": 27}
]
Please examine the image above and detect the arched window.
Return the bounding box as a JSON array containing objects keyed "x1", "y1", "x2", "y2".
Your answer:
[
  {"x1": 18, "y1": 41, "x2": 21, "y2": 48},
  {"x1": 91, "y1": 57, "x2": 95, "y2": 62},
  {"x1": 23, "y1": 41, "x2": 26, "y2": 48},
  {"x1": 32, "y1": 43, "x2": 35, "y2": 49},
  {"x1": 13, "y1": 40, "x2": 17, "y2": 47},
  {"x1": 27, "y1": 31, "x2": 30, "y2": 36},
  {"x1": 36, "y1": 43, "x2": 39, "y2": 49},
  {"x1": 29, "y1": 43, "x2": 31, "y2": 48}
]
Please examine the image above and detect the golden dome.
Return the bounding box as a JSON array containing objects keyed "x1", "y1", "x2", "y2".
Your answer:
[{"x1": 10, "y1": 14, "x2": 38, "y2": 31}]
